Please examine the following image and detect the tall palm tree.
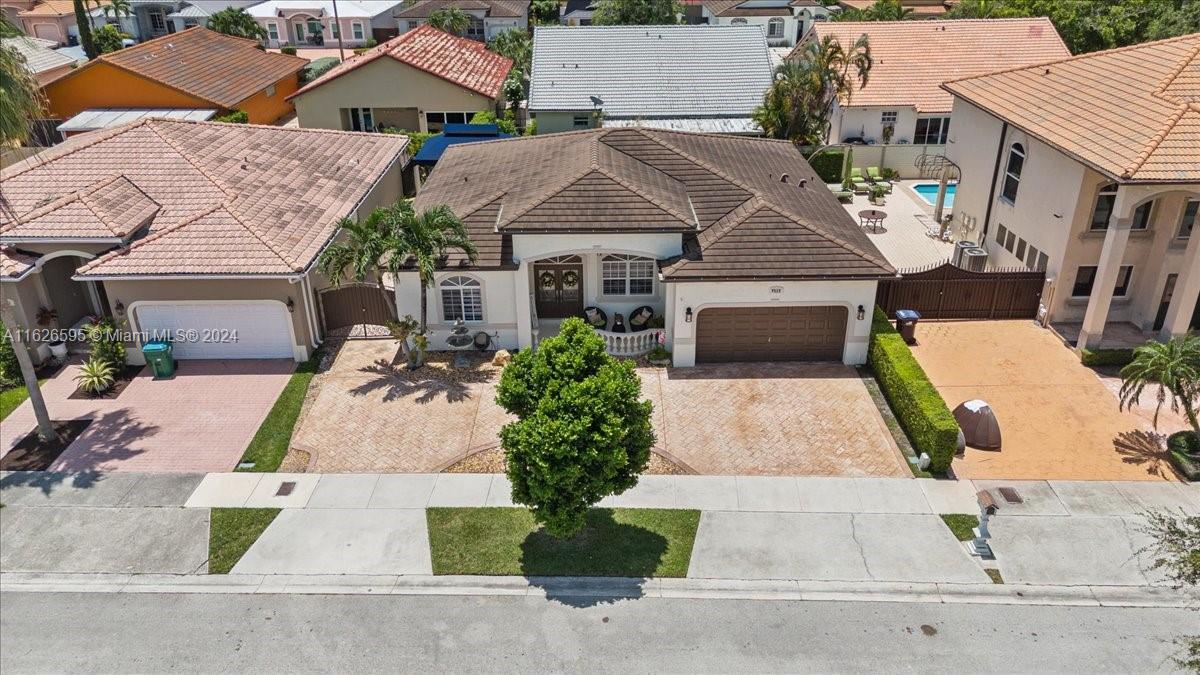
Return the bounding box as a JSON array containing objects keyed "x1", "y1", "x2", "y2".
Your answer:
[
  {"x1": 317, "y1": 203, "x2": 408, "y2": 311},
  {"x1": 426, "y1": 7, "x2": 470, "y2": 35},
  {"x1": 393, "y1": 204, "x2": 477, "y2": 339},
  {"x1": 0, "y1": 15, "x2": 47, "y2": 146},
  {"x1": 754, "y1": 35, "x2": 871, "y2": 145},
  {"x1": 73, "y1": 0, "x2": 98, "y2": 59},
  {"x1": 1119, "y1": 336, "x2": 1200, "y2": 443},
  {"x1": 101, "y1": 0, "x2": 132, "y2": 26}
]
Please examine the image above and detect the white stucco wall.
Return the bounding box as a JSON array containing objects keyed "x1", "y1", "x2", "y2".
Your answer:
[
  {"x1": 668, "y1": 279, "x2": 878, "y2": 367},
  {"x1": 394, "y1": 269, "x2": 520, "y2": 350}
]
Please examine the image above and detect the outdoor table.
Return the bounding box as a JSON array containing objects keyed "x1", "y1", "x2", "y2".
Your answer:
[{"x1": 858, "y1": 209, "x2": 887, "y2": 233}]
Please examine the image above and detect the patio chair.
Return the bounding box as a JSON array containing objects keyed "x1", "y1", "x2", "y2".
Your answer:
[
  {"x1": 628, "y1": 306, "x2": 654, "y2": 332},
  {"x1": 866, "y1": 166, "x2": 892, "y2": 193},
  {"x1": 848, "y1": 168, "x2": 871, "y2": 194},
  {"x1": 582, "y1": 306, "x2": 608, "y2": 329},
  {"x1": 829, "y1": 186, "x2": 854, "y2": 203}
]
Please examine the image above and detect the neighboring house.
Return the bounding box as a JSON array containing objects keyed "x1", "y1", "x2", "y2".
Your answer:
[
  {"x1": 1, "y1": 0, "x2": 36, "y2": 26},
  {"x1": 290, "y1": 24, "x2": 512, "y2": 134},
  {"x1": 5, "y1": 34, "x2": 79, "y2": 84},
  {"x1": 942, "y1": 33, "x2": 1200, "y2": 347},
  {"x1": 796, "y1": 19, "x2": 1070, "y2": 176},
  {"x1": 395, "y1": 0, "x2": 529, "y2": 42},
  {"x1": 405, "y1": 127, "x2": 896, "y2": 367},
  {"x1": 560, "y1": 0, "x2": 592, "y2": 26},
  {"x1": 41, "y1": 27, "x2": 307, "y2": 125},
  {"x1": 123, "y1": 1, "x2": 188, "y2": 40},
  {"x1": 0, "y1": 118, "x2": 409, "y2": 365},
  {"x1": 165, "y1": 0, "x2": 260, "y2": 32},
  {"x1": 835, "y1": 0, "x2": 955, "y2": 17},
  {"x1": 682, "y1": 0, "x2": 833, "y2": 48},
  {"x1": 249, "y1": 0, "x2": 403, "y2": 49},
  {"x1": 14, "y1": 0, "x2": 90, "y2": 46},
  {"x1": 529, "y1": 25, "x2": 773, "y2": 135},
  {"x1": 56, "y1": 108, "x2": 217, "y2": 139}
]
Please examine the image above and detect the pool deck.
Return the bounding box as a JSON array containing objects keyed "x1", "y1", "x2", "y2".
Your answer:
[{"x1": 838, "y1": 182, "x2": 955, "y2": 270}]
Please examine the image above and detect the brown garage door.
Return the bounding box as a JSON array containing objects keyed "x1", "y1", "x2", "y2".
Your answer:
[{"x1": 696, "y1": 306, "x2": 847, "y2": 363}]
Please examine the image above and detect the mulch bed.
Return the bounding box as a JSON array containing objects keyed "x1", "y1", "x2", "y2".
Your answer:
[
  {"x1": 0, "y1": 419, "x2": 92, "y2": 471},
  {"x1": 67, "y1": 365, "x2": 144, "y2": 401}
]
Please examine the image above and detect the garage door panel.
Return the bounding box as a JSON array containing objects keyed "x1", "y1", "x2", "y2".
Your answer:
[
  {"x1": 696, "y1": 306, "x2": 847, "y2": 363},
  {"x1": 134, "y1": 302, "x2": 294, "y2": 360}
]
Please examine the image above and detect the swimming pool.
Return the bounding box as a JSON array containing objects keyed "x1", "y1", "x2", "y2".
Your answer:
[{"x1": 912, "y1": 182, "x2": 956, "y2": 208}]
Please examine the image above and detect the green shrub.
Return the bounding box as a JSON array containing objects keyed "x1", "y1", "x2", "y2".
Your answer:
[
  {"x1": 1168, "y1": 431, "x2": 1200, "y2": 480},
  {"x1": 381, "y1": 128, "x2": 434, "y2": 155},
  {"x1": 807, "y1": 151, "x2": 844, "y2": 183},
  {"x1": 0, "y1": 329, "x2": 20, "y2": 387},
  {"x1": 868, "y1": 307, "x2": 959, "y2": 473},
  {"x1": 213, "y1": 109, "x2": 249, "y2": 124},
  {"x1": 83, "y1": 318, "x2": 126, "y2": 370},
  {"x1": 469, "y1": 109, "x2": 518, "y2": 135},
  {"x1": 1080, "y1": 347, "x2": 1136, "y2": 367},
  {"x1": 523, "y1": 118, "x2": 537, "y2": 136},
  {"x1": 280, "y1": 45, "x2": 297, "y2": 55},
  {"x1": 75, "y1": 356, "x2": 116, "y2": 394},
  {"x1": 301, "y1": 56, "x2": 339, "y2": 83}
]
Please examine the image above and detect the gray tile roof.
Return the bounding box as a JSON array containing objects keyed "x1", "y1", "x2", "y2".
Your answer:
[
  {"x1": 528, "y1": 25, "x2": 773, "y2": 120},
  {"x1": 3, "y1": 36, "x2": 78, "y2": 76}
]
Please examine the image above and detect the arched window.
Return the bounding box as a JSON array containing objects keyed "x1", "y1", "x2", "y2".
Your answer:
[
  {"x1": 440, "y1": 276, "x2": 483, "y2": 322},
  {"x1": 730, "y1": 18, "x2": 748, "y2": 25},
  {"x1": 767, "y1": 17, "x2": 784, "y2": 38},
  {"x1": 1090, "y1": 184, "x2": 1154, "y2": 231},
  {"x1": 1001, "y1": 143, "x2": 1024, "y2": 203},
  {"x1": 601, "y1": 254, "x2": 655, "y2": 296}
]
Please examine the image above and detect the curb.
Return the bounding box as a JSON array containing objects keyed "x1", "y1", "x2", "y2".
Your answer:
[{"x1": 0, "y1": 573, "x2": 1190, "y2": 608}]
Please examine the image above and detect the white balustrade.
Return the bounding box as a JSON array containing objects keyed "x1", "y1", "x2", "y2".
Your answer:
[{"x1": 594, "y1": 328, "x2": 661, "y2": 357}]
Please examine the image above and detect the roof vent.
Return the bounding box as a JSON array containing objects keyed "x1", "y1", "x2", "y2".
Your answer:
[
  {"x1": 780, "y1": 173, "x2": 789, "y2": 183},
  {"x1": 798, "y1": 178, "x2": 808, "y2": 188},
  {"x1": 1043, "y1": 67, "x2": 1051, "y2": 75}
]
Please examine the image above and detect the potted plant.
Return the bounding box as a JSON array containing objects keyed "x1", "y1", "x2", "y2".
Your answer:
[
  {"x1": 880, "y1": 167, "x2": 899, "y2": 184},
  {"x1": 386, "y1": 315, "x2": 419, "y2": 363},
  {"x1": 36, "y1": 306, "x2": 57, "y2": 327},
  {"x1": 869, "y1": 184, "x2": 887, "y2": 206},
  {"x1": 75, "y1": 356, "x2": 116, "y2": 395},
  {"x1": 646, "y1": 346, "x2": 671, "y2": 367}
]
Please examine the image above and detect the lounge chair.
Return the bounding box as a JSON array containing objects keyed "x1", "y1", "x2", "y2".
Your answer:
[
  {"x1": 866, "y1": 166, "x2": 893, "y2": 193},
  {"x1": 848, "y1": 168, "x2": 871, "y2": 194},
  {"x1": 582, "y1": 306, "x2": 608, "y2": 329},
  {"x1": 828, "y1": 185, "x2": 854, "y2": 202},
  {"x1": 628, "y1": 306, "x2": 654, "y2": 332}
]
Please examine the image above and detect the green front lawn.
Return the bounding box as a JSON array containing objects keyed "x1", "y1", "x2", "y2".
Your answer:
[
  {"x1": 427, "y1": 507, "x2": 701, "y2": 577},
  {"x1": 0, "y1": 380, "x2": 44, "y2": 422},
  {"x1": 235, "y1": 350, "x2": 320, "y2": 472},
  {"x1": 940, "y1": 514, "x2": 980, "y2": 542},
  {"x1": 208, "y1": 508, "x2": 280, "y2": 574}
]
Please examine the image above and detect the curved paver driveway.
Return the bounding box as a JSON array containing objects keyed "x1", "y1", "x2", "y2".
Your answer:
[{"x1": 293, "y1": 340, "x2": 907, "y2": 476}]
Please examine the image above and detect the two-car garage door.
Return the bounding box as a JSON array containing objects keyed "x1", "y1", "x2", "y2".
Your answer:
[
  {"x1": 695, "y1": 306, "x2": 848, "y2": 363},
  {"x1": 134, "y1": 302, "x2": 295, "y2": 359}
]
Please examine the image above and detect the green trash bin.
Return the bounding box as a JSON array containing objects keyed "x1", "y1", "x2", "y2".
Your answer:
[{"x1": 143, "y1": 340, "x2": 175, "y2": 379}]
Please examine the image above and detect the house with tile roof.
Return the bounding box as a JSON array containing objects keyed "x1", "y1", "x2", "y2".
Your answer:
[
  {"x1": 529, "y1": 25, "x2": 773, "y2": 135},
  {"x1": 40, "y1": 27, "x2": 307, "y2": 125},
  {"x1": 0, "y1": 118, "x2": 409, "y2": 364},
  {"x1": 395, "y1": 0, "x2": 529, "y2": 43},
  {"x1": 834, "y1": 0, "x2": 956, "y2": 17},
  {"x1": 5, "y1": 34, "x2": 80, "y2": 84},
  {"x1": 794, "y1": 18, "x2": 1070, "y2": 176},
  {"x1": 941, "y1": 32, "x2": 1200, "y2": 348},
  {"x1": 289, "y1": 24, "x2": 513, "y2": 134},
  {"x1": 681, "y1": 1, "x2": 833, "y2": 48},
  {"x1": 249, "y1": 0, "x2": 403, "y2": 49},
  {"x1": 164, "y1": 1, "x2": 260, "y2": 33},
  {"x1": 403, "y1": 127, "x2": 896, "y2": 366},
  {"x1": 13, "y1": 0, "x2": 102, "y2": 46}
]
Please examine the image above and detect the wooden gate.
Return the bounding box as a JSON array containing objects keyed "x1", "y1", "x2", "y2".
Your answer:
[
  {"x1": 318, "y1": 283, "x2": 395, "y2": 332},
  {"x1": 875, "y1": 261, "x2": 1045, "y2": 320}
]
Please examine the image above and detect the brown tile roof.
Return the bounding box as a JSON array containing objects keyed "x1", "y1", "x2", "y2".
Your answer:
[
  {"x1": 0, "y1": 246, "x2": 38, "y2": 280},
  {"x1": 836, "y1": 0, "x2": 951, "y2": 15},
  {"x1": 415, "y1": 128, "x2": 895, "y2": 280},
  {"x1": 944, "y1": 32, "x2": 1200, "y2": 183},
  {"x1": 1, "y1": 175, "x2": 160, "y2": 240},
  {"x1": 54, "y1": 27, "x2": 306, "y2": 109},
  {"x1": 802, "y1": 19, "x2": 1070, "y2": 114},
  {"x1": 0, "y1": 119, "x2": 409, "y2": 277},
  {"x1": 17, "y1": 0, "x2": 82, "y2": 17},
  {"x1": 290, "y1": 24, "x2": 513, "y2": 101},
  {"x1": 394, "y1": 0, "x2": 529, "y2": 19}
]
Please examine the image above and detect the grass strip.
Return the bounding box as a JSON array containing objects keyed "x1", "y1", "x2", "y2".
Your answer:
[
  {"x1": 0, "y1": 380, "x2": 46, "y2": 422},
  {"x1": 427, "y1": 507, "x2": 701, "y2": 577},
  {"x1": 940, "y1": 514, "x2": 980, "y2": 542},
  {"x1": 208, "y1": 508, "x2": 280, "y2": 574},
  {"x1": 235, "y1": 351, "x2": 320, "y2": 472}
]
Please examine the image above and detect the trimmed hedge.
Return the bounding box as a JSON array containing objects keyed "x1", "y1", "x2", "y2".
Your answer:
[
  {"x1": 868, "y1": 307, "x2": 959, "y2": 473},
  {"x1": 808, "y1": 151, "x2": 844, "y2": 184},
  {"x1": 1168, "y1": 431, "x2": 1200, "y2": 481},
  {"x1": 1080, "y1": 347, "x2": 1136, "y2": 367}
]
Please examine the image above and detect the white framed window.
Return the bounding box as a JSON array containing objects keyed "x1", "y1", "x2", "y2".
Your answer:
[
  {"x1": 601, "y1": 254, "x2": 654, "y2": 296},
  {"x1": 352, "y1": 21, "x2": 364, "y2": 40},
  {"x1": 294, "y1": 21, "x2": 305, "y2": 38},
  {"x1": 767, "y1": 17, "x2": 784, "y2": 38},
  {"x1": 406, "y1": 20, "x2": 420, "y2": 31},
  {"x1": 1179, "y1": 199, "x2": 1198, "y2": 239},
  {"x1": 441, "y1": 276, "x2": 483, "y2": 322},
  {"x1": 265, "y1": 84, "x2": 276, "y2": 97},
  {"x1": 345, "y1": 107, "x2": 374, "y2": 131},
  {"x1": 572, "y1": 114, "x2": 590, "y2": 128},
  {"x1": 730, "y1": 18, "x2": 748, "y2": 25},
  {"x1": 880, "y1": 110, "x2": 897, "y2": 124},
  {"x1": 1001, "y1": 143, "x2": 1024, "y2": 203},
  {"x1": 1090, "y1": 183, "x2": 1118, "y2": 230},
  {"x1": 331, "y1": 22, "x2": 340, "y2": 39},
  {"x1": 424, "y1": 111, "x2": 470, "y2": 131},
  {"x1": 466, "y1": 15, "x2": 484, "y2": 40},
  {"x1": 267, "y1": 22, "x2": 279, "y2": 41},
  {"x1": 1130, "y1": 200, "x2": 1154, "y2": 230},
  {"x1": 914, "y1": 116, "x2": 950, "y2": 144}
]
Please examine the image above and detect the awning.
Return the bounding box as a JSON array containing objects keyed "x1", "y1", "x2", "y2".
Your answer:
[
  {"x1": 412, "y1": 123, "x2": 514, "y2": 166},
  {"x1": 56, "y1": 109, "x2": 218, "y2": 135}
]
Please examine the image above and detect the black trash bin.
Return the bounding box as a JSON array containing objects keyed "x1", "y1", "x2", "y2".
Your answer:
[{"x1": 894, "y1": 309, "x2": 921, "y2": 344}]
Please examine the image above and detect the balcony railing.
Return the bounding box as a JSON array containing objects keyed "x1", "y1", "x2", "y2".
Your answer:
[{"x1": 595, "y1": 328, "x2": 660, "y2": 357}]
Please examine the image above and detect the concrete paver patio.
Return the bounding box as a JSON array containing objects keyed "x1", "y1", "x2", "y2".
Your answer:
[
  {"x1": 0, "y1": 360, "x2": 293, "y2": 473},
  {"x1": 292, "y1": 340, "x2": 908, "y2": 476}
]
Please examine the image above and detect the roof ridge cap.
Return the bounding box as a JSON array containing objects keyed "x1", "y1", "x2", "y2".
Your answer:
[
  {"x1": 695, "y1": 197, "x2": 765, "y2": 249},
  {"x1": 1121, "y1": 104, "x2": 1190, "y2": 179},
  {"x1": 76, "y1": 202, "x2": 226, "y2": 275},
  {"x1": 76, "y1": 175, "x2": 150, "y2": 238},
  {"x1": 592, "y1": 164, "x2": 696, "y2": 228},
  {"x1": 635, "y1": 129, "x2": 763, "y2": 198},
  {"x1": 145, "y1": 121, "x2": 234, "y2": 198},
  {"x1": 0, "y1": 119, "x2": 156, "y2": 182},
  {"x1": 497, "y1": 164, "x2": 595, "y2": 227},
  {"x1": 1154, "y1": 42, "x2": 1200, "y2": 103}
]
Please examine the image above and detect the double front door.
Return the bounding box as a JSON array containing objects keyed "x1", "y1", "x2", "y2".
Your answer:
[{"x1": 534, "y1": 257, "x2": 583, "y2": 319}]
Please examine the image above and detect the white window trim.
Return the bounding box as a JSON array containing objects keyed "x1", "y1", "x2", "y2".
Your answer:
[
  {"x1": 1178, "y1": 199, "x2": 1199, "y2": 239},
  {"x1": 352, "y1": 21, "x2": 364, "y2": 40},
  {"x1": 267, "y1": 22, "x2": 279, "y2": 40},
  {"x1": 600, "y1": 254, "x2": 655, "y2": 297},
  {"x1": 1089, "y1": 183, "x2": 1119, "y2": 231},
  {"x1": 767, "y1": 18, "x2": 784, "y2": 38},
  {"x1": 439, "y1": 275, "x2": 485, "y2": 323},
  {"x1": 1000, "y1": 143, "x2": 1024, "y2": 204}
]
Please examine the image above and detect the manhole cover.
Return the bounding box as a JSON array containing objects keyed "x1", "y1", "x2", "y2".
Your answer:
[
  {"x1": 997, "y1": 487, "x2": 1023, "y2": 504},
  {"x1": 276, "y1": 481, "x2": 296, "y2": 497}
]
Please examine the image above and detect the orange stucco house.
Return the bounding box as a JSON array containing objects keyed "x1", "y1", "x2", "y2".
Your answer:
[{"x1": 42, "y1": 27, "x2": 307, "y2": 125}]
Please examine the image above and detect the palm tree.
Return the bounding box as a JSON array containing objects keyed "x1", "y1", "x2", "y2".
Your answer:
[
  {"x1": 73, "y1": 0, "x2": 98, "y2": 59},
  {"x1": 754, "y1": 35, "x2": 871, "y2": 145},
  {"x1": 0, "y1": 14, "x2": 47, "y2": 146},
  {"x1": 0, "y1": 306, "x2": 58, "y2": 443},
  {"x1": 392, "y1": 204, "x2": 477, "y2": 340},
  {"x1": 207, "y1": 7, "x2": 268, "y2": 40},
  {"x1": 1119, "y1": 336, "x2": 1200, "y2": 444},
  {"x1": 835, "y1": 0, "x2": 914, "y2": 21},
  {"x1": 426, "y1": 7, "x2": 470, "y2": 35},
  {"x1": 101, "y1": 0, "x2": 131, "y2": 25},
  {"x1": 317, "y1": 204, "x2": 408, "y2": 311}
]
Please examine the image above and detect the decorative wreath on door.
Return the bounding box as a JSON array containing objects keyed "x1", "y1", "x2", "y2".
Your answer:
[
  {"x1": 539, "y1": 271, "x2": 556, "y2": 288},
  {"x1": 561, "y1": 270, "x2": 579, "y2": 287}
]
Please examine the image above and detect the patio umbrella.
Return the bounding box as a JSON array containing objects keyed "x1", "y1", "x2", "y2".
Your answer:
[{"x1": 953, "y1": 399, "x2": 1001, "y2": 450}]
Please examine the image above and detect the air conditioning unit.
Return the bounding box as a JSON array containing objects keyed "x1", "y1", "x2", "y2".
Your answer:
[
  {"x1": 952, "y1": 240, "x2": 977, "y2": 267},
  {"x1": 963, "y1": 247, "x2": 988, "y2": 272}
]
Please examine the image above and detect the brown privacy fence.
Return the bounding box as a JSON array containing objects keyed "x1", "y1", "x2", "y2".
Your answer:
[
  {"x1": 318, "y1": 283, "x2": 395, "y2": 332},
  {"x1": 875, "y1": 261, "x2": 1045, "y2": 320}
]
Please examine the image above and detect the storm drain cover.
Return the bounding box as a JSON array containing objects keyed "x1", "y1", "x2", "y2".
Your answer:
[
  {"x1": 997, "y1": 487, "x2": 1023, "y2": 504},
  {"x1": 276, "y1": 481, "x2": 296, "y2": 497}
]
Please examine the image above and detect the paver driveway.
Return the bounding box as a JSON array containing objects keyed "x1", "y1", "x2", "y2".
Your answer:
[
  {"x1": 0, "y1": 359, "x2": 293, "y2": 473},
  {"x1": 293, "y1": 340, "x2": 907, "y2": 476},
  {"x1": 909, "y1": 320, "x2": 1181, "y2": 481}
]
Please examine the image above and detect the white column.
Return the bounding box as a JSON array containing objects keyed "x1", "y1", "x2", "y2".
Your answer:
[
  {"x1": 1160, "y1": 232, "x2": 1200, "y2": 340},
  {"x1": 1078, "y1": 217, "x2": 1132, "y2": 349},
  {"x1": 514, "y1": 260, "x2": 532, "y2": 349}
]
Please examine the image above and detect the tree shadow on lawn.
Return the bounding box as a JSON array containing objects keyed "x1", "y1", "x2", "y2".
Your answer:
[
  {"x1": 349, "y1": 355, "x2": 496, "y2": 404},
  {"x1": 520, "y1": 510, "x2": 669, "y2": 609},
  {"x1": 1113, "y1": 429, "x2": 1179, "y2": 479}
]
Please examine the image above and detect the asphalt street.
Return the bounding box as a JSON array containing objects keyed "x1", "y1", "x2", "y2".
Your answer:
[{"x1": 0, "y1": 592, "x2": 1189, "y2": 673}]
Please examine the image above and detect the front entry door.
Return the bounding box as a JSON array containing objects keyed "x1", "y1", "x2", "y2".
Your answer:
[{"x1": 534, "y1": 262, "x2": 583, "y2": 319}]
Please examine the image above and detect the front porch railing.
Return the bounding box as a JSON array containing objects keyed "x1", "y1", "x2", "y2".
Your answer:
[{"x1": 595, "y1": 328, "x2": 659, "y2": 357}]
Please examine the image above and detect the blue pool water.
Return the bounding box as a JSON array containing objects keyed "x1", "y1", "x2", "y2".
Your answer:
[{"x1": 913, "y1": 182, "x2": 956, "y2": 208}]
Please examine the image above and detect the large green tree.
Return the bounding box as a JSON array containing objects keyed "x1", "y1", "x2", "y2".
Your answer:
[
  {"x1": 592, "y1": 0, "x2": 680, "y2": 25},
  {"x1": 207, "y1": 7, "x2": 267, "y2": 40},
  {"x1": 73, "y1": 0, "x2": 98, "y2": 60},
  {"x1": 488, "y1": 28, "x2": 532, "y2": 104},
  {"x1": 1118, "y1": 336, "x2": 1200, "y2": 442},
  {"x1": 92, "y1": 24, "x2": 126, "y2": 53},
  {"x1": 427, "y1": 7, "x2": 470, "y2": 35},
  {"x1": 530, "y1": 0, "x2": 561, "y2": 25},
  {"x1": 496, "y1": 318, "x2": 654, "y2": 538},
  {"x1": 754, "y1": 34, "x2": 872, "y2": 145},
  {"x1": 833, "y1": 0, "x2": 913, "y2": 21}
]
